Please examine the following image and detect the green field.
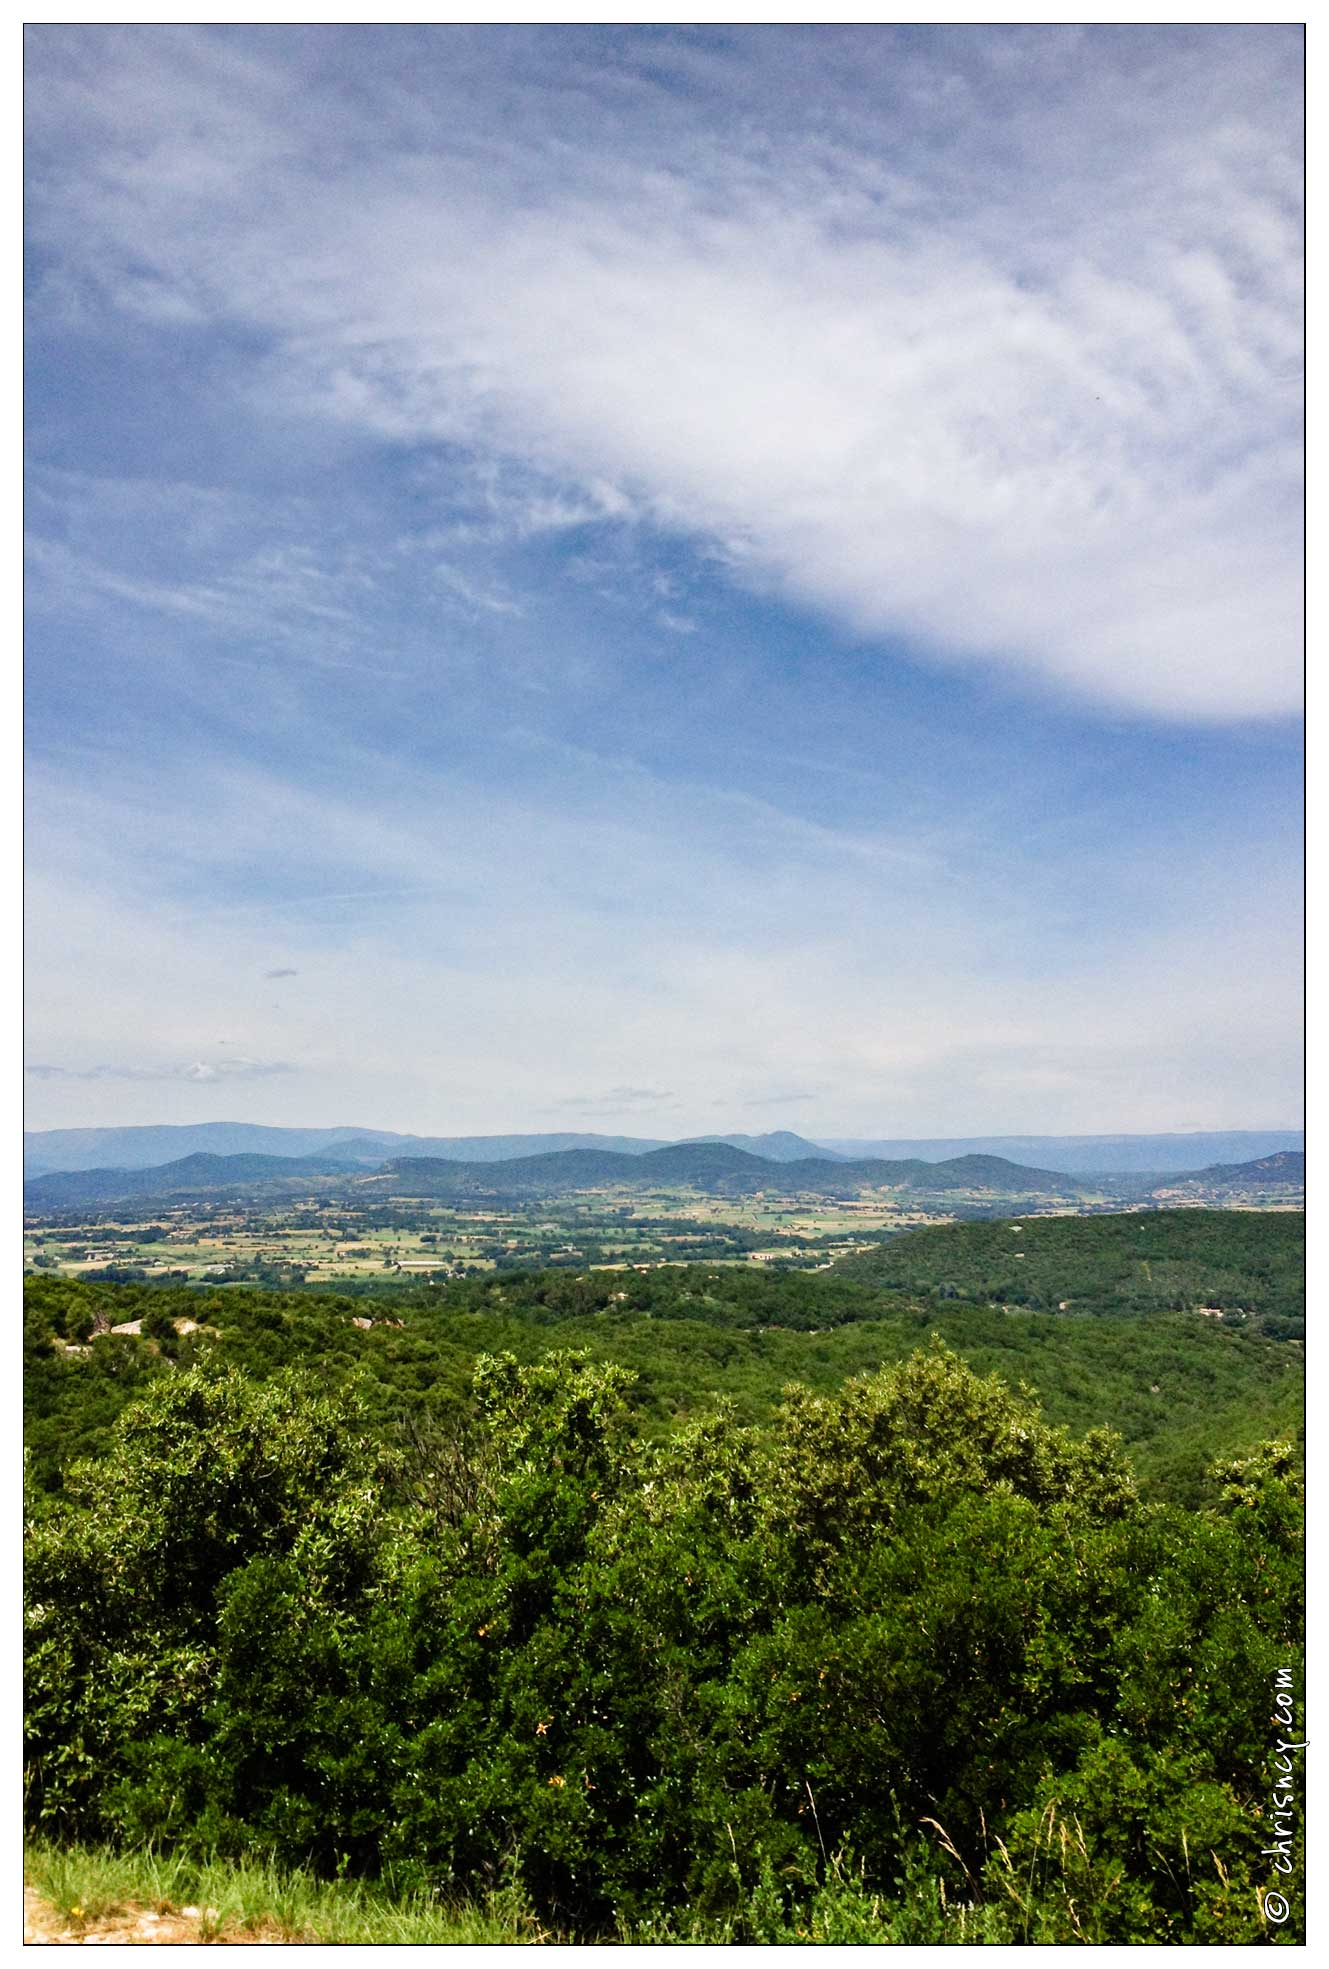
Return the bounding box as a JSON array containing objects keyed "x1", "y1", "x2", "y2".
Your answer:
[{"x1": 23, "y1": 1185, "x2": 944, "y2": 1286}]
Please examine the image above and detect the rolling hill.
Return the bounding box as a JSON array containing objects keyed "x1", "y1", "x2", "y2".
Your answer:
[
  {"x1": 818, "y1": 1129, "x2": 1305, "y2": 1174},
  {"x1": 23, "y1": 1153, "x2": 366, "y2": 1208},
  {"x1": 373, "y1": 1144, "x2": 1084, "y2": 1200},
  {"x1": 22, "y1": 1122, "x2": 840, "y2": 1177},
  {"x1": 25, "y1": 1140, "x2": 1304, "y2": 1215},
  {"x1": 1182, "y1": 1150, "x2": 1305, "y2": 1187},
  {"x1": 24, "y1": 1141, "x2": 1085, "y2": 1210},
  {"x1": 833, "y1": 1208, "x2": 1305, "y2": 1339}
]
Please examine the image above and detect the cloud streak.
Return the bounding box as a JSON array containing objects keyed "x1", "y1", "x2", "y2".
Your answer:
[
  {"x1": 26, "y1": 1057, "x2": 297, "y2": 1083},
  {"x1": 551, "y1": 1087, "x2": 677, "y2": 1114}
]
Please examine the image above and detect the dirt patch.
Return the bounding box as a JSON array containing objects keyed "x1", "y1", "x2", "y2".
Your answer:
[{"x1": 23, "y1": 1884, "x2": 286, "y2": 1944}]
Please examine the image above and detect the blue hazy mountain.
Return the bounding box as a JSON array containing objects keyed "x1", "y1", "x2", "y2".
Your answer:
[
  {"x1": 817, "y1": 1130, "x2": 1304, "y2": 1175},
  {"x1": 21, "y1": 1123, "x2": 670, "y2": 1177},
  {"x1": 1169, "y1": 1150, "x2": 1305, "y2": 1188},
  {"x1": 23, "y1": 1122, "x2": 1302, "y2": 1182},
  {"x1": 674, "y1": 1132, "x2": 843, "y2": 1161},
  {"x1": 25, "y1": 1142, "x2": 1089, "y2": 1209},
  {"x1": 23, "y1": 1152, "x2": 367, "y2": 1207},
  {"x1": 374, "y1": 1145, "x2": 1083, "y2": 1200},
  {"x1": 22, "y1": 1122, "x2": 833, "y2": 1176}
]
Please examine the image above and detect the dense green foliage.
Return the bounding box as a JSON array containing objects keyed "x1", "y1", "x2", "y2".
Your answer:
[
  {"x1": 25, "y1": 1216, "x2": 1305, "y2": 1940},
  {"x1": 25, "y1": 1343, "x2": 1302, "y2": 1942},
  {"x1": 25, "y1": 1258, "x2": 1303, "y2": 1510},
  {"x1": 837, "y1": 1209, "x2": 1305, "y2": 1338}
]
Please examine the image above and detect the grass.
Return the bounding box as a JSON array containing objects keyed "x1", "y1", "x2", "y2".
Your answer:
[
  {"x1": 24, "y1": 1840, "x2": 553, "y2": 1944},
  {"x1": 22, "y1": 1837, "x2": 990, "y2": 1947}
]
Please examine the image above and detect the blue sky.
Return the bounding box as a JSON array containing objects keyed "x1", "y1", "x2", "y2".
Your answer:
[{"x1": 24, "y1": 24, "x2": 1303, "y2": 1138}]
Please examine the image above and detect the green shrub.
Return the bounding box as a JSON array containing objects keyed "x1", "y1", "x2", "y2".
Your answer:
[{"x1": 25, "y1": 1344, "x2": 1303, "y2": 1942}]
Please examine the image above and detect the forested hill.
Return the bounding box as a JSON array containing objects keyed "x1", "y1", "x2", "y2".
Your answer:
[
  {"x1": 23, "y1": 1138, "x2": 1304, "y2": 1212},
  {"x1": 24, "y1": 1242, "x2": 1304, "y2": 1504},
  {"x1": 23, "y1": 1142, "x2": 1086, "y2": 1209},
  {"x1": 24, "y1": 1220, "x2": 1305, "y2": 1943},
  {"x1": 375, "y1": 1144, "x2": 1084, "y2": 1198},
  {"x1": 1184, "y1": 1150, "x2": 1305, "y2": 1187},
  {"x1": 24, "y1": 1152, "x2": 366, "y2": 1207},
  {"x1": 834, "y1": 1209, "x2": 1305, "y2": 1339}
]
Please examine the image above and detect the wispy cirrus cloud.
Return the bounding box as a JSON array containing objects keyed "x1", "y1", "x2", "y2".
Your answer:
[
  {"x1": 25, "y1": 25, "x2": 1303, "y2": 719},
  {"x1": 742, "y1": 1091, "x2": 817, "y2": 1108},
  {"x1": 21, "y1": 28, "x2": 1303, "y2": 1142},
  {"x1": 26, "y1": 1057, "x2": 297, "y2": 1083},
  {"x1": 21, "y1": 740, "x2": 1302, "y2": 1137},
  {"x1": 25, "y1": 502, "x2": 384, "y2": 651},
  {"x1": 550, "y1": 1087, "x2": 678, "y2": 1115},
  {"x1": 432, "y1": 563, "x2": 525, "y2": 618}
]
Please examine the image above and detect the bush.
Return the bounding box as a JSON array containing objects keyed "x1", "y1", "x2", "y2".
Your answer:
[{"x1": 25, "y1": 1345, "x2": 1303, "y2": 1941}]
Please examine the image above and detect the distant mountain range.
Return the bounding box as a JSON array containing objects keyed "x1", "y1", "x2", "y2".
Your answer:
[
  {"x1": 21, "y1": 1121, "x2": 1304, "y2": 1179},
  {"x1": 1165, "y1": 1150, "x2": 1305, "y2": 1190},
  {"x1": 20, "y1": 1122, "x2": 664, "y2": 1177},
  {"x1": 817, "y1": 1131, "x2": 1305, "y2": 1175},
  {"x1": 24, "y1": 1141, "x2": 1084, "y2": 1210},
  {"x1": 22, "y1": 1138, "x2": 1305, "y2": 1213},
  {"x1": 677, "y1": 1131, "x2": 843, "y2": 1162},
  {"x1": 372, "y1": 1144, "x2": 1081, "y2": 1201},
  {"x1": 22, "y1": 1152, "x2": 368, "y2": 1208},
  {"x1": 20, "y1": 1122, "x2": 836, "y2": 1178}
]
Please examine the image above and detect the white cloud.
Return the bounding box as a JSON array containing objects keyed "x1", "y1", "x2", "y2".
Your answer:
[
  {"x1": 432, "y1": 563, "x2": 525, "y2": 617},
  {"x1": 20, "y1": 30, "x2": 1304, "y2": 1142},
  {"x1": 25, "y1": 507, "x2": 386, "y2": 652},
  {"x1": 742, "y1": 1091, "x2": 817, "y2": 1109},
  {"x1": 21, "y1": 746, "x2": 1303, "y2": 1136},
  {"x1": 25, "y1": 25, "x2": 1303, "y2": 719}
]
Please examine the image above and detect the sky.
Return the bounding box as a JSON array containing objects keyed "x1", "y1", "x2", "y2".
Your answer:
[{"x1": 23, "y1": 23, "x2": 1304, "y2": 1140}]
